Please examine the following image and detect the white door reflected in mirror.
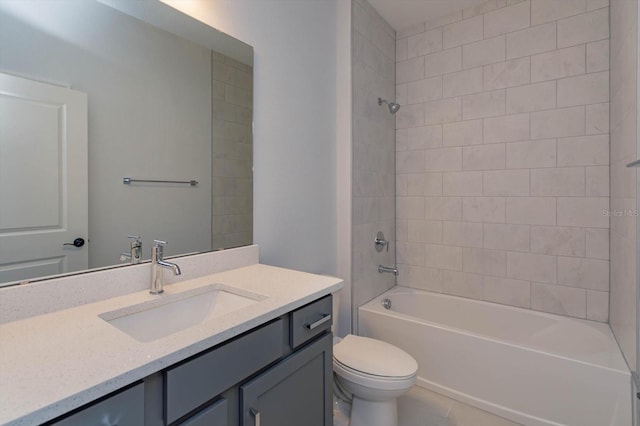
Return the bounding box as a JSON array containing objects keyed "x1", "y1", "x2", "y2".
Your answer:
[{"x1": 0, "y1": 73, "x2": 88, "y2": 283}]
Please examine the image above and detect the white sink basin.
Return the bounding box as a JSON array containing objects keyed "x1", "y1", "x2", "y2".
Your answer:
[{"x1": 99, "y1": 284, "x2": 265, "y2": 342}]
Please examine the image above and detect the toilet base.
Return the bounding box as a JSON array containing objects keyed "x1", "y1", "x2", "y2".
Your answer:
[
  {"x1": 333, "y1": 395, "x2": 351, "y2": 426},
  {"x1": 349, "y1": 395, "x2": 397, "y2": 426}
]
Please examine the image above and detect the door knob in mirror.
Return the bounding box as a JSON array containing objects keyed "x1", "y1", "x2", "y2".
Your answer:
[{"x1": 63, "y1": 238, "x2": 85, "y2": 248}]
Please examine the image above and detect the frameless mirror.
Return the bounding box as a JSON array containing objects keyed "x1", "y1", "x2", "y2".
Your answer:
[{"x1": 0, "y1": 0, "x2": 253, "y2": 287}]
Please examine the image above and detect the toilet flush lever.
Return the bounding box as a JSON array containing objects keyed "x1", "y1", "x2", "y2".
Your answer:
[{"x1": 374, "y1": 231, "x2": 389, "y2": 252}]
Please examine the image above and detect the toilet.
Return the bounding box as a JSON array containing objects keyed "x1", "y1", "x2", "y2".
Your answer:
[{"x1": 333, "y1": 334, "x2": 418, "y2": 426}]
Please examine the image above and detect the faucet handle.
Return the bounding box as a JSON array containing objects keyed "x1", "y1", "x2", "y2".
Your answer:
[
  {"x1": 374, "y1": 231, "x2": 389, "y2": 252},
  {"x1": 153, "y1": 240, "x2": 167, "y2": 257},
  {"x1": 128, "y1": 235, "x2": 142, "y2": 247}
]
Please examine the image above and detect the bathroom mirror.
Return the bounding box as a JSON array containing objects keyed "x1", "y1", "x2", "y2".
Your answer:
[{"x1": 0, "y1": 0, "x2": 253, "y2": 287}]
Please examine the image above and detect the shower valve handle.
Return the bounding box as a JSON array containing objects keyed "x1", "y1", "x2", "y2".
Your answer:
[{"x1": 375, "y1": 231, "x2": 389, "y2": 252}]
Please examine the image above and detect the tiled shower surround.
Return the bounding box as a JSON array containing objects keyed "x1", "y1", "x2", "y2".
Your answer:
[
  {"x1": 351, "y1": 0, "x2": 396, "y2": 330},
  {"x1": 395, "y1": 0, "x2": 611, "y2": 321}
]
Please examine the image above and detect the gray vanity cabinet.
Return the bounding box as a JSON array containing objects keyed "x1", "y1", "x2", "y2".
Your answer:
[
  {"x1": 46, "y1": 295, "x2": 333, "y2": 426},
  {"x1": 240, "y1": 333, "x2": 333, "y2": 426}
]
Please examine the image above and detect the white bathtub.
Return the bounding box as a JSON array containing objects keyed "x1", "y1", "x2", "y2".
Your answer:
[{"x1": 358, "y1": 287, "x2": 632, "y2": 426}]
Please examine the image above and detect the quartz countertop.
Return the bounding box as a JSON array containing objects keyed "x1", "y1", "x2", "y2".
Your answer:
[{"x1": 0, "y1": 264, "x2": 343, "y2": 425}]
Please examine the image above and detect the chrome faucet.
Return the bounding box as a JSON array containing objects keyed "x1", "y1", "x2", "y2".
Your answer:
[
  {"x1": 150, "y1": 240, "x2": 181, "y2": 295},
  {"x1": 120, "y1": 235, "x2": 142, "y2": 264},
  {"x1": 378, "y1": 265, "x2": 398, "y2": 276}
]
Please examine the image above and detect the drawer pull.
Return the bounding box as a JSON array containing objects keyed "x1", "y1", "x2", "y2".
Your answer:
[
  {"x1": 250, "y1": 408, "x2": 260, "y2": 426},
  {"x1": 304, "y1": 314, "x2": 331, "y2": 330}
]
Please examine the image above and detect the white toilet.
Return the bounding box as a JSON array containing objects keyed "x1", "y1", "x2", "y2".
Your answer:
[{"x1": 333, "y1": 334, "x2": 418, "y2": 426}]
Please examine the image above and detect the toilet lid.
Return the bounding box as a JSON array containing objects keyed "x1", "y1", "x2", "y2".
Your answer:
[{"x1": 333, "y1": 335, "x2": 417, "y2": 377}]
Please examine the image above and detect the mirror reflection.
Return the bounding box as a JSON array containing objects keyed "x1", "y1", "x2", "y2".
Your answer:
[{"x1": 0, "y1": 0, "x2": 253, "y2": 287}]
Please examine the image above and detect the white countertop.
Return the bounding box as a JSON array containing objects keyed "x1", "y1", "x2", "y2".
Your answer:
[{"x1": 0, "y1": 264, "x2": 343, "y2": 425}]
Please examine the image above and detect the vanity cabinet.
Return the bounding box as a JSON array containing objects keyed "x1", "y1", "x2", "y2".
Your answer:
[
  {"x1": 240, "y1": 333, "x2": 332, "y2": 426},
  {"x1": 46, "y1": 295, "x2": 333, "y2": 426}
]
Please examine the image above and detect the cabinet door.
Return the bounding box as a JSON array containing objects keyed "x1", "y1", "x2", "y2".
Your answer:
[
  {"x1": 240, "y1": 333, "x2": 332, "y2": 426},
  {"x1": 50, "y1": 383, "x2": 144, "y2": 426}
]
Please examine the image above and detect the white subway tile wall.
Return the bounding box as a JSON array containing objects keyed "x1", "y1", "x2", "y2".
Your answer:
[{"x1": 396, "y1": 0, "x2": 610, "y2": 321}]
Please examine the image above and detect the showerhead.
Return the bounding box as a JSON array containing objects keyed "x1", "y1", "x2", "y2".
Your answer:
[{"x1": 378, "y1": 97, "x2": 401, "y2": 114}]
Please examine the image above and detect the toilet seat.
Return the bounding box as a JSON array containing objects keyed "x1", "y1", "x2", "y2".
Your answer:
[
  {"x1": 333, "y1": 334, "x2": 418, "y2": 377},
  {"x1": 333, "y1": 357, "x2": 416, "y2": 391}
]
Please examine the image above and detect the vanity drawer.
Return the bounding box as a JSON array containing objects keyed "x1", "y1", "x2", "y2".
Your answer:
[
  {"x1": 165, "y1": 319, "x2": 284, "y2": 424},
  {"x1": 290, "y1": 295, "x2": 332, "y2": 349},
  {"x1": 50, "y1": 382, "x2": 144, "y2": 426}
]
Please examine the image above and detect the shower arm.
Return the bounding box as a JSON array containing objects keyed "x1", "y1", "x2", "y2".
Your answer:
[{"x1": 377, "y1": 97, "x2": 400, "y2": 114}]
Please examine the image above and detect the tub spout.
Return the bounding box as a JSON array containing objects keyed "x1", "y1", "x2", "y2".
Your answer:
[{"x1": 378, "y1": 265, "x2": 398, "y2": 276}]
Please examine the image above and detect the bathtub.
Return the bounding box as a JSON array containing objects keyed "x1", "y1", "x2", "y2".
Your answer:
[{"x1": 358, "y1": 287, "x2": 632, "y2": 426}]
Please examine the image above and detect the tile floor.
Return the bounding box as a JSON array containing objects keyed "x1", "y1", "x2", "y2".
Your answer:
[{"x1": 397, "y1": 386, "x2": 522, "y2": 426}]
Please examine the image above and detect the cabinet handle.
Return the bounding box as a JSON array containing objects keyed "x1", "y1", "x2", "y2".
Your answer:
[
  {"x1": 304, "y1": 314, "x2": 332, "y2": 330},
  {"x1": 250, "y1": 408, "x2": 260, "y2": 426}
]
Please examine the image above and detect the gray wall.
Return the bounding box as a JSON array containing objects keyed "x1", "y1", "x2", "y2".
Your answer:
[
  {"x1": 166, "y1": 0, "x2": 339, "y2": 276},
  {"x1": 0, "y1": 0, "x2": 212, "y2": 267},
  {"x1": 351, "y1": 0, "x2": 396, "y2": 330}
]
